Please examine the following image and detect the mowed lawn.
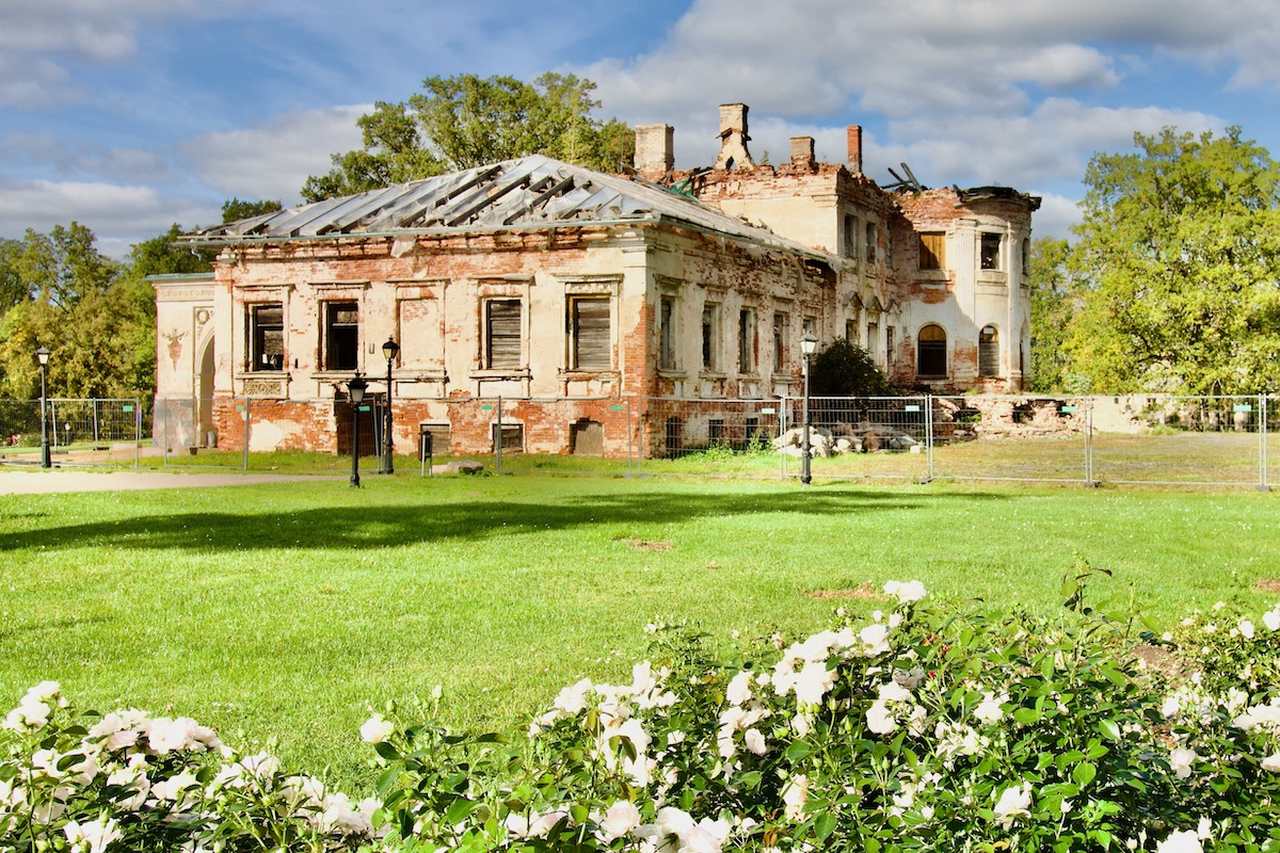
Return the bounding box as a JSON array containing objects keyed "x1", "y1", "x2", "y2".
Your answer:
[{"x1": 1, "y1": 471, "x2": 1277, "y2": 786}]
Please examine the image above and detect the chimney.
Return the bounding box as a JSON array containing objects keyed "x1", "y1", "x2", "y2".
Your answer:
[
  {"x1": 714, "y1": 102, "x2": 754, "y2": 170},
  {"x1": 846, "y1": 124, "x2": 863, "y2": 174},
  {"x1": 633, "y1": 123, "x2": 674, "y2": 175},
  {"x1": 789, "y1": 135, "x2": 815, "y2": 170}
]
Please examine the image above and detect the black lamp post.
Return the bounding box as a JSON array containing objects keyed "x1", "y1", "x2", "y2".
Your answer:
[
  {"x1": 800, "y1": 331, "x2": 818, "y2": 486},
  {"x1": 35, "y1": 346, "x2": 50, "y2": 469},
  {"x1": 381, "y1": 337, "x2": 399, "y2": 474},
  {"x1": 347, "y1": 374, "x2": 368, "y2": 487}
]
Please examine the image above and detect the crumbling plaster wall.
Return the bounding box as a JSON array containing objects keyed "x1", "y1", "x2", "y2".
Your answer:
[
  {"x1": 153, "y1": 277, "x2": 216, "y2": 448},
  {"x1": 890, "y1": 189, "x2": 1032, "y2": 391}
]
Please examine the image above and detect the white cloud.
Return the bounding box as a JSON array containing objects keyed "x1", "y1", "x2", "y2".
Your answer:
[
  {"x1": 1028, "y1": 192, "x2": 1083, "y2": 240},
  {"x1": 0, "y1": 55, "x2": 76, "y2": 107},
  {"x1": 0, "y1": 179, "x2": 218, "y2": 258},
  {"x1": 183, "y1": 105, "x2": 369, "y2": 202}
]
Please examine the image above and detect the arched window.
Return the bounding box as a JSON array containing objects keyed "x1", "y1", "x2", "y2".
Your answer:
[
  {"x1": 917, "y1": 324, "x2": 947, "y2": 378},
  {"x1": 979, "y1": 325, "x2": 999, "y2": 377}
]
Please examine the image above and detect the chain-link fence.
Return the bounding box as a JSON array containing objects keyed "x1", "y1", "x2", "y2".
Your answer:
[{"x1": 0, "y1": 398, "x2": 144, "y2": 468}]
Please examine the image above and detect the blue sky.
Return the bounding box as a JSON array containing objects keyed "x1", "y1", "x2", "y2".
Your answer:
[{"x1": 3, "y1": 1, "x2": 1280, "y2": 256}]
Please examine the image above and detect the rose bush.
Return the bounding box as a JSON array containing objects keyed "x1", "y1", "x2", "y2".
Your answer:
[{"x1": 3, "y1": 568, "x2": 1279, "y2": 851}]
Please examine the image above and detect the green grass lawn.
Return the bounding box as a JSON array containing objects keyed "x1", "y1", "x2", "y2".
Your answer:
[{"x1": 1, "y1": 470, "x2": 1277, "y2": 788}]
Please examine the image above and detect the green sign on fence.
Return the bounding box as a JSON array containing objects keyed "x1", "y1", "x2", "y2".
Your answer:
[
  {"x1": 904, "y1": 404, "x2": 920, "y2": 413},
  {"x1": 761, "y1": 407, "x2": 776, "y2": 415},
  {"x1": 609, "y1": 404, "x2": 625, "y2": 412},
  {"x1": 357, "y1": 405, "x2": 371, "y2": 413},
  {"x1": 1234, "y1": 403, "x2": 1253, "y2": 414},
  {"x1": 122, "y1": 404, "x2": 134, "y2": 413},
  {"x1": 1061, "y1": 405, "x2": 1078, "y2": 414},
  {"x1": 480, "y1": 404, "x2": 493, "y2": 412}
]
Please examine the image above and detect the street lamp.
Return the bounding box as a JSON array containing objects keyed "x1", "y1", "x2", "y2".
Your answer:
[
  {"x1": 347, "y1": 373, "x2": 368, "y2": 487},
  {"x1": 800, "y1": 331, "x2": 818, "y2": 486},
  {"x1": 380, "y1": 337, "x2": 400, "y2": 474},
  {"x1": 35, "y1": 346, "x2": 50, "y2": 469}
]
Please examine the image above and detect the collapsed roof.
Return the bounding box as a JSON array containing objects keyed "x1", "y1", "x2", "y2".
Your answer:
[{"x1": 185, "y1": 154, "x2": 833, "y2": 260}]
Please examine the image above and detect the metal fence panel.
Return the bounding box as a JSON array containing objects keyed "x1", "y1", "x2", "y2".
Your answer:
[
  {"x1": 0, "y1": 398, "x2": 142, "y2": 468},
  {"x1": 780, "y1": 395, "x2": 930, "y2": 482},
  {"x1": 633, "y1": 397, "x2": 785, "y2": 480},
  {"x1": 1091, "y1": 394, "x2": 1263, "y2": 487},
  {"x1": 929, "y1": 394, "x2": 1091, "y2": 484}
]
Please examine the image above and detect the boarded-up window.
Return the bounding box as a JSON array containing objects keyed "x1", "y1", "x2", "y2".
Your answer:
[
  {"x1": 324, "y1": 302, "x2": 359, "y2": 371},
  {"x1": 886, "y1": 325, "x2": 895, "y2": 368},
  {"x1": 918, "y1": 232, "x2": 945, "y2": 271},
  {"x1": 659, "y1": 296, "x2": 676, "y2": 369},
  {"x1": 865, "y1": 221, "x2": 877, "y2": 263},
  {"x1": 491, "y1": 423, "x2": 523, "y2": 453},
  {"x1": 738, "y1": 308, "x2": 756, "y2": 373},
  {"x1": 843, "y1": 214, "x2": 857, "y2": 258},
  {"x1": 485, "y1": 299, "x2": 522, "y2": 369},
  {"x1": 917, "y1": 324, "x2": 947, "y2": 377},
  {"x1": 980, "y1": 232, "x2": 1002, "y2": 270},
  {"x1": 845, "y1": 318, "x2": 856, "y2": 343},
  {"x1": 570, "y1": 297, "x2": 610, "y2": 370},
  {"x1": 419, "y1": 422, "x2": 450, "y2": 457},
  {"x1": 701, "y1": 303, "x2": 720, "y2": 370},
  {"x1": 802, "y1": 315, "x2": 817, "y2": 339},
  {"x1": 250, "y1": 303, "x2": 284, "y2": 371},
  {"x1": 979, "y1": 325, "x2": 999, "y2": 377},
  {"x1": 398, "y1": 298, "x2": 443, "y2": 370},
  {"x1": 866, "y1": 321, "x2": 879, "y2": 363},
  {"x1": 570, "y1": 419, "x2": 603, "y2": 456},
  {"x1": 772, "y1": 311, "x2": 789, "y2": 370},
  {"x1": 1022, "y1": 238, "x2": 1030, "y2": 276}
]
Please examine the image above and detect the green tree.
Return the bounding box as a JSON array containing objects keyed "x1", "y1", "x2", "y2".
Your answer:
[
  {"x1": 0, "y1": 240, "x2": 28, "y2": 311},
  {"x1": 221, "y1": 198, "x2": 283, "y2": 223},
  {"x1": 128, "y1": 224, "x2": 214, "y2": 278},
  {"x1": 1027, "y1": 237, "x2": 1083, "y2": 393},
  {"x1": 1068, "y1": 126, "x2": 1280, "y2": 394},
  {"x1": 0, "y1": 223, "x2": 161, "y2": 398},
  {"x1": 302, "y1": 73, "x2": 635, "y2": 202}
]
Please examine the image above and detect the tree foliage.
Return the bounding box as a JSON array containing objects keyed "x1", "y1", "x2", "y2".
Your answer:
[
  {"x1": 809, "y1": 337, "x2": 895, "y2": 396},
  {"x1": 302, "y1": 73, "x2": 635, "y2": 202},
  {"x1": 1066, "y1": 126, "x2": 1280, "y2": 394},
  {"x1": 1026, "y1": 237, "x2": 1085, "y2": 393},
  {"x1": 221, "y1": 198, "x2": 283, "y2": 223}
]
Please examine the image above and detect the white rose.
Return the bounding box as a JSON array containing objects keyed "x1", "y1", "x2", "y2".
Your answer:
[
  {"x1": 993, "y1": 783, "x2": 1032, "y2": 827},
  {"x1": 1156, "y1": 830, "x2": 1203, "y2": 853},
  {"x1": 359, "y1": 713, "x2": 394, "y2": 744},
  {"x1": 599, "y1": 800, "x2": 641, "y2": 842}
]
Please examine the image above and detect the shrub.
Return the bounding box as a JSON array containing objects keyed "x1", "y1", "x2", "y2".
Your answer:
[
  {"x1": 4, "y1": 574, "x2": 1280, "y2": 851},
  {"x1": 809, "y1": 338, "x2": 894, "y2": 397}
]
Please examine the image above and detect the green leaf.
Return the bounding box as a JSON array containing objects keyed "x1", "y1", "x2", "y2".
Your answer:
[
  {"x1": 1073, "y1": 762, "x2": 1097, "y2": 787},
  {"x1": 1097, "y1": 719, "x2": 1121, "y2": 741},
  {"x1": 815, "y1": 812, "x2": 837, "y2": 840}
]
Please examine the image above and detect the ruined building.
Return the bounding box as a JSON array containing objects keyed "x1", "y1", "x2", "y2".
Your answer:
[{"x1": 154, "y1": 103, "x2": 1038, "y2": 457}]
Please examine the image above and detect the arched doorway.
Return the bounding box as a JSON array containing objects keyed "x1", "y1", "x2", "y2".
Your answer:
[{"x1": 197, "y1": 336, "x2": 215, "y2": 446}]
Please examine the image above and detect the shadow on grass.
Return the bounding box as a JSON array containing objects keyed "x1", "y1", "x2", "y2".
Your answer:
[{"x1": 0, "y1": 488, "x2": 1006, "y2": 554}]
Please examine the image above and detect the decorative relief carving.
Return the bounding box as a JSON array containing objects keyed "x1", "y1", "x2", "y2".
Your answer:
[
  {"x1": 243, "y1": 378, "x2": 286, "y2": 398},
  {"x1": 195, "y1": 307, "x2": 212, "y2": 326}
]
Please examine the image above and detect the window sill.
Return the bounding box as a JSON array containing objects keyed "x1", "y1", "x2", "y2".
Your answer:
[
  {"x1": 699, "y1": 370, "x2": 728, "y2": 380},
  {"x1": 916, "y1": 270, "x2": 948, "y2": 281},
  {"x1": 560, "y1": 368, "x2": 619, "y2": 379},
  {"x1": 470, "y1": 368, "x2": 530, "y2": 380},
  {"x1": 656, "y1": 368, "x2": 686, "y2": 378},
  {"x1": 392, "y1": 370, "x2": 448, "y2": 382}
]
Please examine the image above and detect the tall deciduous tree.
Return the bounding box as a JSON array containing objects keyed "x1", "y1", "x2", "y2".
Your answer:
[
  {"x1": 302, "y1": 73, "x2": 635, "y2": 202},
  {"x1": 1027, "y1": 237, "x2": 1084, "y2": 393},
  {"x1": 1068, "y1": 127, "x2": 1280, "y2": 394}
]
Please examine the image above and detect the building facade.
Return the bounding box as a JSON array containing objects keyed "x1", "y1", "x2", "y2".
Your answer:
[{"x1": 154, "y1": 102, "x2": 1037, "y2": 457}]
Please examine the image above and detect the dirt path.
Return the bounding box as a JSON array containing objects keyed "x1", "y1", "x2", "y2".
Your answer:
[{"x1": 0, "y1": 469, "x2": 338, "y2": 495}]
